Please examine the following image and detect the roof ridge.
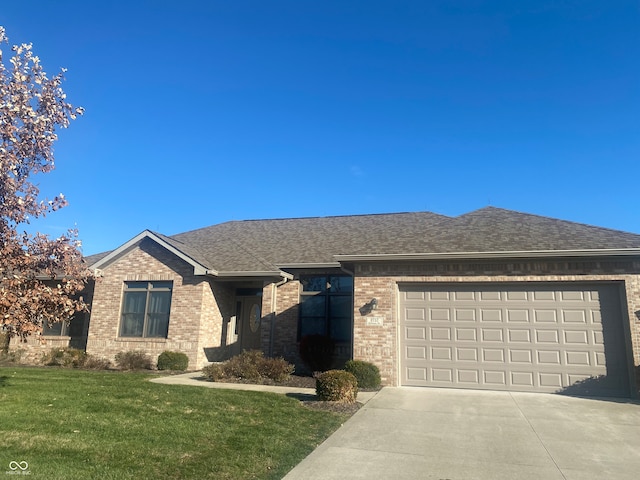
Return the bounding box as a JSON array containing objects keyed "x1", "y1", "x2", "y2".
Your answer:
[
  {"x1": 460, "y1": 206, "x2": 640, "y2": 236},
  {"x1": 176, "y1": 210, "x2": 450, "y2": 231}
]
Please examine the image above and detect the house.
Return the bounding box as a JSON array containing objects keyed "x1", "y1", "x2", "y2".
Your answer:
[{"x1": 18, "y1": 207, "x2": 640, "y2": 396}]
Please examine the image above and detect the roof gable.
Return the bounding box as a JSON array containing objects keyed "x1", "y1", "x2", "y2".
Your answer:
[{"x1": 88, "y1": 230, "x2": 210, "y2": 275}]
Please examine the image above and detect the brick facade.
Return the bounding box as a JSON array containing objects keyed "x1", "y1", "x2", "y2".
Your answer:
[
  {"x1": 351, "y1": 258, "x2": 640, "y2": 387},
  {"x1": 261, "y1": 279, "x2": 301, "y2": 365},
  {"x1": 85, "y1": 238, "x2": 232, "y2": 370},
  {"x1": 8, "y1": 284, "x2": 93, "y2": 363},
  {"x1": 9, "y1": 335, "x2": 74, "y2": 364},
  {"x1": 11, "y1": 238, "x2": 638, "y2": 395}
]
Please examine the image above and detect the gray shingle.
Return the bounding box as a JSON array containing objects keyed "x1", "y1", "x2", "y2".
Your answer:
[{"x1": 87, "y1": 208, "x2": 640, "y2": 273}]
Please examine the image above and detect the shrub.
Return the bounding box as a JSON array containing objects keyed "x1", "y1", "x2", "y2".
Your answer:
[
  {"x1": 201, "y1": 350, "x2": 294, "y2": 383},
  {"x1": 344, "y1": 360, "x2": 381, "y2": 390},
  {"x1": 259, "y1": 356, "x2": 295, "y2": 383},
  {"x1": 316, "y1": 370, "x2": 358, "y2": 403},
  {"x1": 82, "y1": 356, "x2": 112, "y2": 370},
  {"x1": 42, "y1": 347, "x2": 87, "y2": 367},
  {"x1": 157, "y1": 351, "x2": 189, "y2": 371},
  {"x1": 42, "y1": 348, "x2": 112, "y2": 369},
  {"x1": 299, "y1": 335, "x2": 335, "y2": 372},
  {"x1": 224, "y1": 350, "x2": 263, "y2": 380},
  {"x1": 0, "y1": 347, "x2": 24, "y2": 364},
  {"x1": 115, "y1": 351, "x2": 153, "y2": 370},
  {"x1": 201, "y1": 363, "x2": 226, "y2": 382}
]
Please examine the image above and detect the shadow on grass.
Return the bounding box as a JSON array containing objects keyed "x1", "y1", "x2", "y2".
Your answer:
[
  {"x1": 286, "y1": 392, "x2": 316, "y2": 402},
  {"x1": 0, "y1": 375, "x2": 8, "y2": 387},
  {"x1": 285, "y1": 392, "x2": 363, "y2": 415}
]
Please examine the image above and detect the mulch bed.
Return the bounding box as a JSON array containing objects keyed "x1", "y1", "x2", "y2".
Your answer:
[{"x1": 204, "y1": 373, "x2": 366, "y2": 415}]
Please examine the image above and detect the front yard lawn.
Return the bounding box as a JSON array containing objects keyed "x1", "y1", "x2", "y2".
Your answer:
[{"x1": 0, "y1": 367, "x2": 349, "y2": 479}]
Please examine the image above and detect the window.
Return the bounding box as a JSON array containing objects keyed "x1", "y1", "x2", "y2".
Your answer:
[
  {"x1": 120, "y1": 281, "x2": 173, "y2": 338},
  {"x1": 299, "y1": 275, "x2": 353, "y2": 342},
  {"x1": 42, "y1": 314, "x2": 85, "y2": 337},
  {"x1": 43, "y1": 320, "x2": 67, "y2": 336}
]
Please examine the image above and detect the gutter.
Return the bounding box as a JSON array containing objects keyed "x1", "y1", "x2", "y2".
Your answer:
[
  {"x1": 276, "y1": 262, "x2": 342, "y2": 269},
  {"x1": 205, "y1": 270, "x2": 293, "y2": 280},
  {"x1": 334, "y1": 248, "x2": 640, "y2": 262}
]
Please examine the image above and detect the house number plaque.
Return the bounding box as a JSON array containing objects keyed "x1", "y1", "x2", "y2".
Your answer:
[{"x1": 366, "y1": 316, "x2": 384, "y2": 326}]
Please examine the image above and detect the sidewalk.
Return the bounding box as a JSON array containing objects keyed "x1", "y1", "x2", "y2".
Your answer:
[{"x1": 149, "y1": 371, "x2": 379, "y2": 403}]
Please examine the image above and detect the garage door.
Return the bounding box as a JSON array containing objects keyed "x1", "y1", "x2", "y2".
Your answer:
[{"x1": 399, "y1": 283, "x2": 630, "y2": 396}]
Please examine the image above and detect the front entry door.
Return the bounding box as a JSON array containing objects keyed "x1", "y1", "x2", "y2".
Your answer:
[{"x1": 238, "y1": 296, "x2": 262, "y2": 351}]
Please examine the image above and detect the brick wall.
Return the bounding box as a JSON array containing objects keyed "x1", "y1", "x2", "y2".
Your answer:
[
  {"x1": 261, "y1": 279, "x2": 300, "y2": 364},
  {"x1": 9, "y1": 335, "x2": 72, "y2": 364},
  {"x1": 8, "y1": 283, "x2": 93, "y2": 363},
  {"x1": 86, "y1": 238, "x2": 226, "y2": 370},
  {"x1": 351, "y1": 258, "x2": 640, "y2": 387},
  {"x1": 199, "y1": 281, "x2": 236, "y2": 364}
]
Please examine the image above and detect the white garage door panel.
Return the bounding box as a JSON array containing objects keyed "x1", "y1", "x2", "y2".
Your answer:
[{"x1": 400, "y1": 283, "x2": 630, "y2": 396}]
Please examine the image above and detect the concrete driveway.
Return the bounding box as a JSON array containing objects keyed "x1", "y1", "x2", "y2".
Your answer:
[{"x1": 284, "y1": 387, "x2": 640, "y2": 480}]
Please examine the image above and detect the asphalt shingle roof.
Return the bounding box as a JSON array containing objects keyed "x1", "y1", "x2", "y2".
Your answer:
[{"x1": 87, "y1": 207, "x2": 640, "y2": 273}]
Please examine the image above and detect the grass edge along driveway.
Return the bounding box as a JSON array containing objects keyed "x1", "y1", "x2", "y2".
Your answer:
[{"x1": 0, "y1": 367, "x2": 350, "y2": 479}]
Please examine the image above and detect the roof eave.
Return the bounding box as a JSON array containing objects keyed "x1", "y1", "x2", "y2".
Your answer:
[
  {"x1": 206, "y1": 270, "x2": 294, "y2": 280},
  {"x1": 334, "y1": 248, "x2": 640, "y2": 262},
  {"x1": 89, "y1": 230, "x2": 210, "y2": 275},
  {"x1": 276, "y1": 262, "x2": 342, "y2": 269}
]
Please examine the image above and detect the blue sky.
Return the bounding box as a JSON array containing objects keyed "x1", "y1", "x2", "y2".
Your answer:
[{"x1": 2, "y1": 1, "x2": 638, "y2": 255}]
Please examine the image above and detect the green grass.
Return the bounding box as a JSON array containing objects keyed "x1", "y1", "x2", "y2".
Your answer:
[{"x1": 0, "y1": 367, "x2": 349, "y2": 479}]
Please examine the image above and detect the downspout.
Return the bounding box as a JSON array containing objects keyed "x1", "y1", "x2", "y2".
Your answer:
[{"x1": 269, "y1": 276, "x2": 289, "y2": 357}]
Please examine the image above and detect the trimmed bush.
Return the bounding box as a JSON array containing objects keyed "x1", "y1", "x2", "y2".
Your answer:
[
  {"x1": 299, "y1": 335, "x2": 335, "y2": 372},
  {"x1": 115, "y1": 350, "x2": 153, "y2": 370},
  {"x1": 157, "y1": 351, "x2": 189, "y2": 371},
  {"x1": 344, "y1": 360, "x2": 381, "y2": 390},
  {"x1": 316, "y1": 370, "x2": 358, "y2": 403},
  {"x1": 201, "y1": 350, "x2": 294, "y2": 383}
]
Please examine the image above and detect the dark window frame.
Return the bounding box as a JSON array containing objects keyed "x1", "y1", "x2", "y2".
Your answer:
[
  {"x1": 42, "y1": 320, "x2": 69, "y2": 337},
  {"x1": 119, "y1": 281, "x2": 173, "y2": 339},
  {"x1": 298, "y1": 274, "x2": 353, "y2": 342}
]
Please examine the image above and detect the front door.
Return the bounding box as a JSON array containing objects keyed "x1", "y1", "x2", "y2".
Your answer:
[{"x1": 238, "y1": 296, "x2": 262, "y2": 351}]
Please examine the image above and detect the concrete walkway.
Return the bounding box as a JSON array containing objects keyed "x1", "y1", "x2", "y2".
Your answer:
[
  {"x1": 284, "y1": 387, "x2": 640, "y2": 480},
  {"x1": 149, "y1": 371, "x2": 378, "y2": 403}
]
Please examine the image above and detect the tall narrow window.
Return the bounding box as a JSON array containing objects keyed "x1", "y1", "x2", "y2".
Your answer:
[
  {"x1": 120, "y1": 281, "x2": 172, "y2": 338},
  {"x1": 299, "y1": 275, "x2": 353, "y2": 342}
]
